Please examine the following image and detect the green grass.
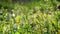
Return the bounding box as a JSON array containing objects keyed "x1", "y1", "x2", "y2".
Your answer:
[{"x1": 0, "y1": 0, "x2": 60, "y2": 34}]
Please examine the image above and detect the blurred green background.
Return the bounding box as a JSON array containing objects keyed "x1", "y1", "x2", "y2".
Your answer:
[{"x1": 0, "y1": 0, "x2": 60, "y2": 34}]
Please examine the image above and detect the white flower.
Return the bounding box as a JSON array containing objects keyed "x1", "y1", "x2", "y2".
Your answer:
[{"x1": 12, "y1": 14, "x2": 15, "y2": 17}]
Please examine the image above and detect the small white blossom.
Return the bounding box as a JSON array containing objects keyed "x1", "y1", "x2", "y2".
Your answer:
[{"x1": 12, "y1": 14, "x2": 15, "y2": 17}]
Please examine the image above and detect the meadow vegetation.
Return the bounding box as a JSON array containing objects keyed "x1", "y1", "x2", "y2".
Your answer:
[{"x1": 0, "y1": 0, "x2": 60, "y2": 34}]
